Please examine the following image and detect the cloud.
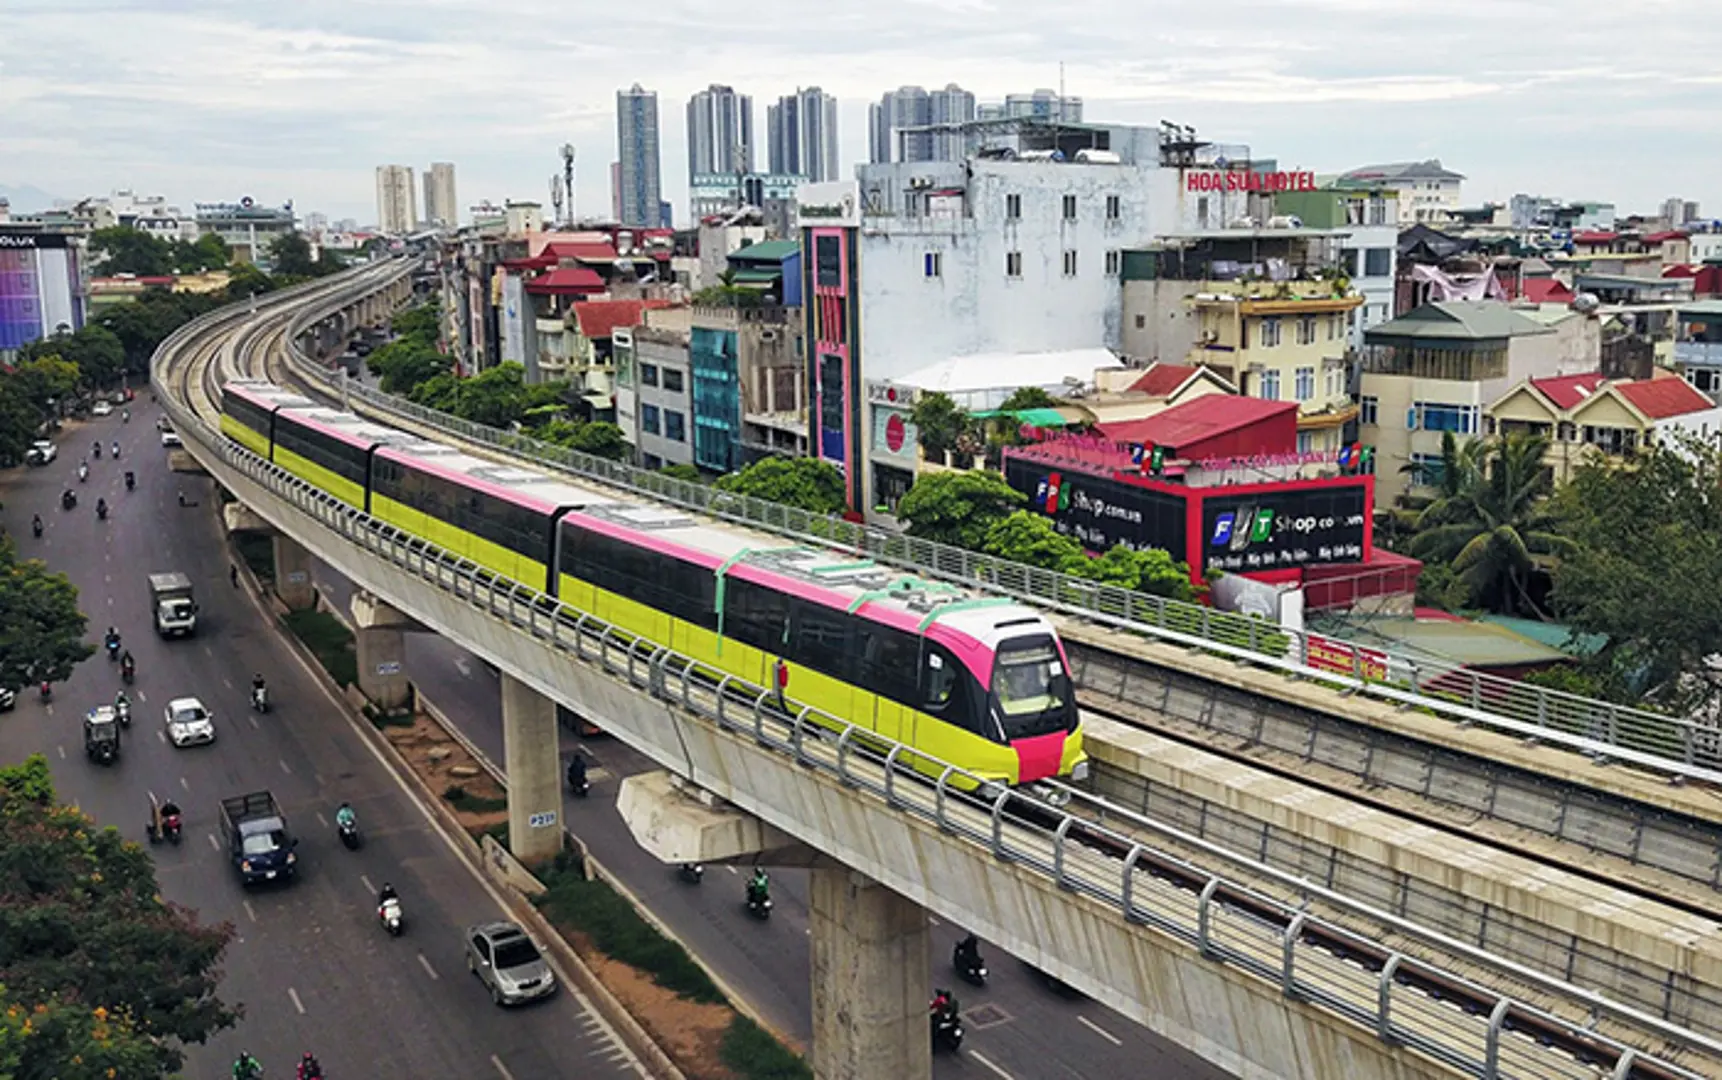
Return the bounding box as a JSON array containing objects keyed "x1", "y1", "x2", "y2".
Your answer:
[{"x1": 2, "y1": 0, "x2": 1718, "y2": 224}]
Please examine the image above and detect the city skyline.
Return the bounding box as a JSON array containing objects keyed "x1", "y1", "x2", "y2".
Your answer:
[{"x1": 3, "y1": 2, "x2": 1719, "y2": 224}]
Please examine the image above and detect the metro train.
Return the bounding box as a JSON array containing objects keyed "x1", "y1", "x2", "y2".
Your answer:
[{"x1": 221, "y1": 380, "x2": 1088, "y2": 788}]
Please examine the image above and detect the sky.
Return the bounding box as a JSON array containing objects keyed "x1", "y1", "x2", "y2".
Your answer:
[{"x1": 3, "y1": 0, "x2": 1719, "y2": 227}]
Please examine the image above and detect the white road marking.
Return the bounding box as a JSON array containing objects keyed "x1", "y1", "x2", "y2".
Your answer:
[
  {"x1": 222, "y1": 677, "x2": 233, "y2": 689},
  {"x1": 207, "y1": 833, "x2": 219, "y2": 850},
  {"x1": 243, "y1": 900, "x2": 257, "y2": 923},
  {"x1": 179, "y1": 776, "x2": 190, "y2": 792},
  {"x1": 315, "y1": 811, "x2": 328, "y2": 828},
  {"x1": 928, "y1": 916, "x2": 940, "y2": 927},
  {"x1": 287, "y1": 987, "x2": 305, "y2": 1014},
  {"x1": 203, "y1": 645, "x2": 213, "y2": 657},
  {"x1": 45, "y1": 705, "x2": 53, "y2": 716},
  {"x1": 455, "y1": 657, "x2": 471, "y2": 677},
  {"x1": 104, "y1": 574, "x2": 111, "y2": 584},
  {"x1": 278, "y1": 758, "x2": 292, "y2": 774},
  {"x1": 156, "y1": 730, "x2": 167, "y2": 744},
  {"x1": 969, "y1": 1050, "x2": 1015, "y2": 1079},
  {"x1": 56, "y1": 745, "x2": 64, "y2": 759},
  {"x1": 418, "y1": 953, "x2": 439, "y2": 980},
  {"x1": 1078, "y1": 1015, "x2": 1122, "y2": 1046},
  {"x1": 248, "y1": 715, "x2": 258, "y2": 730},
  {"x1": 360, "y1": 874, "x2": 375, "y2": 894},
  {"x1": 490, "y1": 1054, "x2": 515, "y2": 1080},
  {"x1": 136, "y1": 692, "x2": 145, "y2": 703},
  {"x1": 725, "y1": 865, "x2": 738, "y2": 875}
]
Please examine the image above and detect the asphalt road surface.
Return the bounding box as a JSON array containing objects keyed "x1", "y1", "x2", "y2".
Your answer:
[
  {"x1": 0, "y1": 409, "x2": 644, "y2": 1080},
  {"x1": 311, "y1": 546, "x2": 1235, "y2": 1080}
]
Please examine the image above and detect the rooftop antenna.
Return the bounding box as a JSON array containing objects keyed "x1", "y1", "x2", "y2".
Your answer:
[
  {"x1": 548, "y1": 174, "x2": 564, "y2": 226},
  {"x1": 561, "y1": 143, "x2": 577, "y2": 225}
]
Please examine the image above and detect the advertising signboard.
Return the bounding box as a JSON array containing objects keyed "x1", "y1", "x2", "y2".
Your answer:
[
  {"x1": 1004, "y1": 457, "x2": 1187, "y2": 555},
  {"x1": 1199, "y1": 484, "x2": 1367, "y2": 574}
]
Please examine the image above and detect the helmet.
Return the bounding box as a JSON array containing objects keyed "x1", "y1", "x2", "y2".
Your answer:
[{"x1": 303, "y1": 1052, "x2": 315, "y2": 1061}]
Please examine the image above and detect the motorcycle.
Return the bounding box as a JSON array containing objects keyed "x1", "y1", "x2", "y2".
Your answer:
[
  {"x1": 120, "y1": 658, "x2": 135, "y2": 684},
  {"x1": 954, "y1": 940, "x2": 988, "y2": 987},
  {"x1": 115, "y1": 699, "x2": 131, "y2": 728},
  {"x1": 338, "y1": 819, "x2": 362, "y2": 850},
  {"x1": 252, "y1": 684, "x2": 270, "y2": 714},
  {"x1": 745, "y1": 882, "x2": 773, "y2": 920},
  {"x1": 122, "y1": 410, "x2": 130, "y2": 423},
  {"x1": 566, "y1": 758, "x2": 589, "y2": 798},
  {"x1": 124, "y1": 471, "x2": 135, "y2": 491},
  {"x1": 91, "y1": 442, "x2": 100, "y2": 460},
  {"x1": 96, "y1": 500, "x2": 108, "y2": 521},
  {"x1": 38, "y1": 681, "x2": 51, "y2": 702},
  {"x1": 162, "y1": 812, "x2": 182, "y2": 844},
  {"x1": 678, "y1": 863, "x2": 705, "y2": 885},
  {"x1": 106, "y1": 638, "x2": 120, "y2": 661},
  {"x1": 931, "y1": 999, "x2": 964, "y2": 1052},
  {"x1": 111, "y1": 442, "x2": 120, "y2": 459},
  {"x1": 31, "y1": 518, "x2": 42, "y2": 538},
  {"x1": 61, "y1": 490, "x2": 76, "y2": 510},
  {"x1": 378, "y1": 897, "x2": 404, "y2": 936},
  {"x1": 77, "y1": 463, "x2": 88, "y2": 482}
]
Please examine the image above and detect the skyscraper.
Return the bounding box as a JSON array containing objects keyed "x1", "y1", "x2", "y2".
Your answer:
[
  {"x1": 616, "y1": 84, "x2": 663, "y2": 228},
  {"x1": 868, "y1": 84, "x2": 974, "y2": 164},
  {"x1": 423, "y1": 162, "x2": 458, "y2": 227},
  {"x1": 977, "y1": 90, "x2": 1083, "y2": 123},
  {"x1": 687, "y1": 85, "x2": 753, "y2": 181},
  {"x1": 375, "y1": 165, "x2": 417, "y2": 234},
  {"x1": 767, "y1": 87, "x2": 839, "y2": 182}
]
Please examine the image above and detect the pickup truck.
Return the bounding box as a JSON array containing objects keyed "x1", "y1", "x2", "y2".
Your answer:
[
  {"x1": 148, "y1": 572, "x2": 198, "y2": 637},
  {"x1": 25, "y1": 440, "x2": 56, "y2": 466},
  {"x1": 218, "y1": 791, "x2": 297, "y2": 885}
]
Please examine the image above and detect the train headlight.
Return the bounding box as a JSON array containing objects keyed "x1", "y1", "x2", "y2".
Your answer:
[{"x1": 1070, "y1": 761, "x2": 1090, "y2": 783}]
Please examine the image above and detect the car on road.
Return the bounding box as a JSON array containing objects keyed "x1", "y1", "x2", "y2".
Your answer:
[
  {"x1": 160, "y1": 428, "x2": 182, "y2": 448},
  {"x1": 465, "y1": 921, "x2": 556, "y2": 1006},
  {"x1": 0, "y1": 687, "x2": 15, "y2": 711},
  {"x1": 92, "y1": 401, "x2": 112, "y2": 417},
  {"x1": 164, "y1": 696, "x2": 216, "y2": 747},
  {"x1": 25, "y1": 440, "x2": 57, "y2": 466}
]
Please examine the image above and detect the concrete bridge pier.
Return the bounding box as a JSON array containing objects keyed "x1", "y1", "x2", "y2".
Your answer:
[
  {"x1": 350, "y1": 590, "x2": 421, "y2": 709},
  {"x1": 811, "y1": 868, "x2": 931, "y2": 1080},
  {"x1": 272, "y1": 533, "x2": 316, "y2": 610},
  {"x1": 501, "y1": 672, "x2": 563, "y2": 863}
]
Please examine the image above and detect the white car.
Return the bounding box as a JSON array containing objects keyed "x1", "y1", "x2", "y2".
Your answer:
[
  {"x1": 25, "y1": 440, "x2": 56, "y2": 465},
  {"x1": 160, "y1": 429, "x2": 182, "y2": 448},
  {"x1": 0, "y1": 687, "x2": 14, "y2": 711},
  {"x1": 164, "y1": 697, "x2": 215, "y2": 747},
  {"x1": 92, "y1": 401, "x2": 112, "y2": 417}
]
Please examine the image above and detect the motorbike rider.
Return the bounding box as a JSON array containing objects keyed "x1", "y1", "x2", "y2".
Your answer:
[
  {"x1": 335, "y1": 802, "x2": 357, "y2": 831},
  {"x1": 566, "y1": 751, "x2": 587, "y2": 789},
  {"x1": 232, "y1": 1051, "x2": 262, "y2": 1080},
  {"x1": 378, "y1": 881, "x2": 399, "y2": 908},
  {"x1": 120, "y1": 649, "x2": 135, "y2": 678},
  {"x1": 91, "y1": 440, "x2": 100, "y2": 458},
  {"x1": 30, "y1": 514, "x2": 41, "y2": 537},
  {"x1": 115, "y1": 688, "x2": 130, "y2": 713},
  {"x1": 297, "y1": 1051, "x2": 324, "y2": 1080},
  {"x1": 252, "y1": 672, "x2": 267, "y2": 699},
  {"x1": 111, "y1": 440, "x2": 120, "y2": 458},
  {"x1": 747, "y1": 867, "x2": 770, "y2": 904},
  {"x1": 105, "y1": 626, "x2": 120, "y2": 653},
  {"x1": 122, "y1": 408, "x2": 130, "y2": 423},
  {"x1": 930, "y1": 988, "x2": 957, "y2": 1020},
  {"x1": 125, "y1": 470, "x2": 135, "y2": 490},
  {"x1": 77, "y1": 462, "x2": 88, "y2": 481},
  {"x1": 95, "y1": 497, "x2": 108, "y2": 520},
  {"x1": 954, "y1": 933, "x2": 982, "y2": 972}
]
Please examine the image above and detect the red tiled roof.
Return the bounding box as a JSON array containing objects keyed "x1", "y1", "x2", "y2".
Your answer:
[
  {"x1": 523, "y1": 267, "x2": 605, "y2": 295},
  {"x1": 1520, "y1": 278, "x2": 1574, "y2": 304},
  {"x1": 1643, "y1": 230, "x2": 1688, "y2": 243},
  {"x1": 1614, "y1": 374, "x2": 1715, "y2": 420},
  {"x1": 1127, "y1": 362, "x2": 1200, "y2": 397},
  {"x1": 544, "y1": 241, "x2": 620, "y2": 262},
  {"x1": 1098, "y1": 395, "x2": 1293, "y2": 448},
  {"x1": 572, "y1": 298, "x2": 676, "y2": 339},
  {"x1": 1572, "y1": 231, "x2": 1618, "y2": 243},
  {"x1": 1528, "y1": 373, "x2": 1606, "y2": 410},
  {"x1": 501, "y1": 254, "x2": 556, "y2": 272}
]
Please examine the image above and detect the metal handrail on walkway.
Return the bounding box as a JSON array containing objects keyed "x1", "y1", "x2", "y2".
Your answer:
[
  {"x1": 273, "y1": 299, "x2": 1719, "y2": 790},
  {"x1": 157, "y1": 301, "x2": 1713, "y2": 1080}
]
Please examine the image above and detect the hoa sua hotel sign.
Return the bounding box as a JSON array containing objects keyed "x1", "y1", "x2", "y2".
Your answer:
[{"x1": 1185, "y1": 169, "x2": 1319, "y2": 193}]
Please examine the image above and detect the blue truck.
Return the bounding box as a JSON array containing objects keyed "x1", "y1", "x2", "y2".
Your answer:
[{"x1": 219, "y1": 791, "x2": 298, "y2": 885}]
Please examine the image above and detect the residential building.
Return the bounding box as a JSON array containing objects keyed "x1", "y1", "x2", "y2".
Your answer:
[
  {"x1": 616, "y1": 85, "x2": 663, "y2": 228},
  {"x1": 978, "y1": 90, "x2": 1083, "y2": 123},
  {"x1": 1335, "y1": 160, "x2": 1464, "y2": 224},
  {"x1": 0, "y1": 227, "x2": 84, "y2": 360},
  {"x1": 688, "y1": 240, "x2": 805, "y2": 471},
  {"x1": 74, "y1": 190, "x2": 196, "y2": 241},
  {"x1": 194, "y1": 199, "x2": 297, "y2": 266},
  {"x1": 1273, "y1": 184, "x2": 1400, "y2": 344},
  {"x1": 689, "y1": 174, "x2": 805, "y2": 234},
  {"x1": 696, "y1": 208, "x2": 768, "y2": 292},
  {"x1": 424, "y1": 163, "x2": 458, "y2": 228},
  {"x1": 1487, "y1": 371, "x2": 1722, "y2": 486},
  {"x1": 1359, "y1": 301, "x2": 1593, "y2": 506},
  {"x1": 1676, "y1": 299, "x2": 1722, "y2": 399},
  {"x1": 687, "y1": 85, "x2": 753, "y2": 182},
  {"x1": 767, "y1": 87, "x2": 839, "y2": 182},
  {"x1": 629, "y1": 312, "x2": 695, "y2": 469},
  {"x1": 868, "y1": 84, "x2": 975, "y2": 164},
  {"x1": 375, "y1": 165, "x2": 418, "y2": 235}
]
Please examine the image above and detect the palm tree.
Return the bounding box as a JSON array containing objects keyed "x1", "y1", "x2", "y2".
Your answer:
[{"x1": 1407, "y1": 430, "x2": 1571, "y2": 615}]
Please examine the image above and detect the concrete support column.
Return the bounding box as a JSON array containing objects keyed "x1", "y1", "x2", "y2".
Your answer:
[
  {"x1": 501, "y1": 672, "x2": 562, "y2": 863},
  {"x1": 810, "y1": 868, "x2": 930, "y2": 1080},
  {"x1": 355, "y1": 627, "x2": 409, "y2": 708},
  {"x1": 272, "y1": 534, "x2": 315, "y2": 610}
]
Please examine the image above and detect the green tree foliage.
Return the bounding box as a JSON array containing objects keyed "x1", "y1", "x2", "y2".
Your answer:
[
  {"x1": 658, "y1": 463, "x2": 703, "y2": 483},
  {"x1": 909, "y1": 392, "x2": 974, "y2": 464},
  {"x1": 563, "y1": 421, "x2": 628, "y2": 461},
  {"x1": 266, "y1": 232, "x2": 344, "y2": 279},
  {"x1": 20, "y1": 326, "x2": 126, "y2": 389},
  {"x1": 412, "y1": 362, "x2": 528, "y2": 428},
  {"x1": 714, "y1": 458, "x2": 848, "y2": 515},
  {"x1": 368, "y1": 339, "x2": 452, "y2": 397},
  {"x1": 93, "y1": 290, "x2": 224, "y2": 372},
  {"x1": 1551, "y1": 438, "x2": 1722, "y2": 712},
  {"x1": 8, "y1": 357, "x2": 80, "y2": 417},
  {"x1": 390, "y1": 303, "x2": 441, "y2": 341},
  {"x1": 0, "y1": 536, "x2": 96, "y2": 688},
  {"x1": 996, "y1": 386, "x2": 1057, "y2": 412},
  {"x1": 0, "y1": 380, "x2": 43, "y2": 466},
  {"x1": 896, "y1": 471, "x2": 1024, "y2": 550},
  {"x1": 223, "y1": 263, "x2": 276, "y2": 302},
  {"x1": 1406, "y1": 430, "x2": 1568, "y2": 614},
  {"x1": 0, "y1": 755, "x2": 240, "y2": 1076},
  {"x1": 86, "y1": 227, "x2": 172, "y2": 277},
  {"x1": 979, "y1": 511, "x2": 1197, "y2": 599}
]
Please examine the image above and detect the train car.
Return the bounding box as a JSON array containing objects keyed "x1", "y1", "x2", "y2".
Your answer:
[
  {"x1": 369, "y1": 445, "x2": 614, "y2": 592},
  {"x1": 219, "y1": 380, "x2": 316, "y2": 460},
  {"x1": 555, "y1": 504, "x2": 1087, "y2": 787},
  {"x1": 268, "y1": 406, "x2": 431, "y2": 512}
]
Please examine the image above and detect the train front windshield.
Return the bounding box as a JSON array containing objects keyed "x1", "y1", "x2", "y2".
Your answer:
[{"x1": 990, "y1": 638, "x2": 1076, "y2": 739}]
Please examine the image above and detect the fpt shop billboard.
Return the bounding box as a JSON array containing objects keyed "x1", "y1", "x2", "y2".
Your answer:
[
  {"x1": 1198, "y1": 484, "x2": 1367, "y2": 574},
  {"x1": 1004, "y1": 458, "x2": 1188, "y2": 555}
]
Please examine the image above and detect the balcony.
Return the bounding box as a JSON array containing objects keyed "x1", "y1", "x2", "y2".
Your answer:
[
  {"x1": 1186, "y1": 278, "x2": 1363, "y2": 318},
  {"x1": 1676, "y1": 340, "x2": 1722, "y2": 369}
]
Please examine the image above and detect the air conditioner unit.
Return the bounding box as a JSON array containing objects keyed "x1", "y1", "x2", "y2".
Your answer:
[
  {"x1": 908, "y1": 176, "x2": 933, "y2": 190},
  {"x1": 759, "y1": 329, "x2": 779, "y2": 343}
]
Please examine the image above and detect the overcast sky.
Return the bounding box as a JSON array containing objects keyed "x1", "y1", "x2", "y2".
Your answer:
[{"x1": 3, "y1": 0, "x2": 1718, "y2": 227}]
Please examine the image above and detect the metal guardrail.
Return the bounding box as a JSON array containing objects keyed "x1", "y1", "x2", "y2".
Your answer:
[
  {"x1": 273, "y1": 295, "x2": 1720, "y2": 791},
  {"x1": 160, "y1": 292, "x2": 1714, "y2": 1080}
]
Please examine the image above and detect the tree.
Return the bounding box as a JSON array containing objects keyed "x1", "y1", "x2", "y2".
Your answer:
[
  {"x1": 909, "y1": 392, "x2": 973, "y2": 464},
  {"x1": 981, "y1": 511, "x2": 1089, "y2": 574},
  {"x1": 167, "y1": 234, "x2": 230, "y2": 274},
  {"x1": 565, "y1": 421, "x2": 627, "y2": 461},
  {"x1": 23, "y1": 326, "x2": 126, "y2": 389},
  {"x1": 0, "y1": 755, "x2": 239, "y2": 1076},
  {"x1": 94, "y1": 290, "x2": 223, "y2": 372},
  {"x1": 0, "y1": 536, "x2": 96, "y2": 688},
  {"x1": 714, "y1": 457, "x2": 847, "y2": 514},
  {"x1": 444, "y1": 362, "x2": 529, "y2": 428},
  {"x1": 222, "y1": 263, "x2": 276, "y2": 303},
  {"x1": 895, "y1": 471, "x2": 1025, "y2": 550},
  {"x1": 267, "y1": 232, "x2": 319, "y2": 278},
  {"x1": 659, "y1": 463, "x2": 703, "y2": 483},
  {"x1": 1551, "y1": 438, "x2": 1722, "y2": 712},
  {"x1": 996, "y1": 387, "x2": 1057, "y2": 413},
  {"x1": 1406, "y1": 430, "x2": 1567, "y2": 614},
  {"x1": 86, "y1": 227, "x2": 171, "y2": 277},
  {"x1": 9, "y1": 356, "x2": 80, "y2": 417},
  {"x1": 391, "y1": 303, "x2": 440, "y2": 342},
  {"x1": 367, "y1": 339, "x2": 451, "y2": 397},
  {"x1": 0, "y1": 379, "x2": 43, "y2": 466}
]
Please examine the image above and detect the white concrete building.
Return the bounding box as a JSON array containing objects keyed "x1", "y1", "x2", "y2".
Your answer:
[
  {"x1": 1337, "y1": 160, "x2": 1463, "y2": 225},
  {"x1": 80, "y1": 191, "x2": 197, "y2": 241},
  {"x1": 424, "y1": 163, "x2": 458, "y2": 228},
  {"x1": 375, "y1": 165, "x2": 418, "y2": 235}
]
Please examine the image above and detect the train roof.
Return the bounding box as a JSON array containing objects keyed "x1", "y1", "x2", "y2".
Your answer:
[
  {"x1": 571, "y1": 503, "x2": 1041, "y2": 640},
  {"x1": 376, "y1": 440, "x2": 619, "y2": 513},
  {"x1": 276, "y1": 404, "x2": 442, "y2": 452},
  {"x1": 223, "y1": 379, "x2": 316, "y2": 411}
]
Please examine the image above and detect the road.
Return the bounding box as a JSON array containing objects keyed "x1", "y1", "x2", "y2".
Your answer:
[
  {"x1": 312, "y1": 565, "x2": 1234, "y2": 1080},
  {"x1": 0, "y1": 409, "x2": 643, "y2": 1080}
]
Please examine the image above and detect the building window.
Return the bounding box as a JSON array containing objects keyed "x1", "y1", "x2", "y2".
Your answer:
[
  {"x1": 1260, "y1": 370, "x2": 1280, "y2": 401},
  {"x1": 1369, "y1": 198, "x2": 1387, "y2": 225},
  {"x1": 1259, "y1": 317, "x2": 1281, "y2": 347},
  {"x1": 663, "y1": 368, "x2": 684, "y2": 393},
  {"x1": 1005, "y1": 193, "x2": 1021, "y2": 221},
  {"x1": 1062, "y1": 194, "x2": 1077, "y2": 221},
  {"x1": 1327, "y1": 314, "x2": 1341, "y2": 341},
  {"x1": 1134, "y1": 313, "x2": 1146, "y2": 330},
  {"x1": 1295, "y1": 367, "x2": 1315, "y2": 402},
  {"x1": 1325, "y1": 366, "x2": 1344, "y2": 400},
  {"x1": 640, "y1": 363, "x2": 660, "y2": 388},
  {"x1": 924, "y1": 252, "x2": 942, "y2": 278},
  {"x1": 1062, "y1": 250, "x2": 1078, "y2": 277},
  {"x1": 641, "y1": 403, "x2": 661, "y2": 435},
  {"x1": 1296, "y1": 431, "x2": 1315, "y2": 454},
  {"x1": 1296, "y1": 316, "x2": 1316, "y2": 345},
  {"x1": 665, "y1": 410, "x2": 687, "y2": 442},
  {"x1": 1364, "y1": 248, "x2": 1392, "y2": 277},
  {"x1": 1106, "y1": 195, "x2": 1121, "y2": 221},
  {"x1": 1340, "y1": 249, "x2": 1359, "y2": 277},
  {"x1": 1105, "y1": 250, "x2": 1121, "y2": 276},
  {"x1": 1409, "y1": 452, "x2": 1445, "y2": 486},
  {"x1": 1006, "y1": 251, "x2": 1022, "y2": 278},
  {"x1": 1408, "y1": 402, "x2": 1479, "y2": 434},
  {"x1": 1360, "y1": 395, "x2": 1378, "y2": 425}
]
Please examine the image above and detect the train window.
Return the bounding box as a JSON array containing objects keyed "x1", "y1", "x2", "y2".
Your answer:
[
  {"x1": 562, "y1": 524, "x2": 716, "y2": 630},
  {"x1": 857, "y1": 624, "x2": 919, "y2": 706},
  {"x1": 791, "y1": 600, "x2": 854, "y2": 682},
  {"x1": 722, "y1": 577, "x2": 789, "y2": 652},
  {"x1": 274, "y1": 421, "x2": 367, "y2": 486},
  {"x1": 223, "y1": 395, "x2": 275, "y2": 442},
  {"x1": 922, "y1": 645, "x2": 981, "y2": 734}
]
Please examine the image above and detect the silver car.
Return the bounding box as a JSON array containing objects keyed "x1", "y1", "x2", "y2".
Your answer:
[
  {"x1": 465, "y1": 921, "x2": 556, "y2": 1006},
  {"x1": 164, "y1": 696, "x2": 216, "y2": 747}
]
